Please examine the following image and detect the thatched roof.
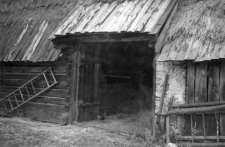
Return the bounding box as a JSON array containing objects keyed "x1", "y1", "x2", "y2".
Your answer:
[
  {"x1": 168, "y1": 0, "x2": 225, "y2": 43},
  {"x1": 158, "y1": 0, "x2": 225, "y2": 62}
]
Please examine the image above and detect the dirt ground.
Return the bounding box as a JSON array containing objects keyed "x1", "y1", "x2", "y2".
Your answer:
[{"x1": 0, "y1": 117, "x2": 148, "y2": 147}]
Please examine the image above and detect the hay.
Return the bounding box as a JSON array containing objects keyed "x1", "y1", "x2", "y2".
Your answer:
[
  {"x1": 0, "y1": 117, "x2": 145, "y2": 147},
  {"x1": 167, "y1": 0, "x2": 225, "y2": 44}
]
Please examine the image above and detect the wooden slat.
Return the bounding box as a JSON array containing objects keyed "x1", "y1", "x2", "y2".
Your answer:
[
  {"x1": 185, "y1": 61, "x2": 195, "y2": 104},
  {"x1": 68, "y1": 51, "x2": 79, "y2": 124},
  {"x1": 206, "y1": 61, "x2": 220, "y2": 136},
  {"x1": 1, "y1": 78, "x2": 67, "y2": 89},
  {"x1": 152, "y1": 0, "x2": 178, "y2": 34},
  {"x1": 194, "y1": 62, "x2": 208, "y2": 136},
  {"x1": 220, "y1": 59, "x2": 225, "y2": 136},
  {"x1": 173, "y1": 101, "x2": 225, "y2": 108},
  {"x1": 17, "y1": 103, "x2": 65, "y2": 124},
  {"x1": 1, "y1": 73, "x2": 66, "y2": 81},
  {"x1": 0, "y1": 86, "x2": 68, "y2": 98},
  {"x1": 177, "y1": 135, "x2": 225, "y2": 140},
  {"x1": 1, "y1": 64, "x2": 66, "y2": 74},
  {"x1": 0, "y1": 92, "x2": 66, "y2": 105},
  {"x1": 183, "y1": 61, "x2": 196, "y2": 135}
]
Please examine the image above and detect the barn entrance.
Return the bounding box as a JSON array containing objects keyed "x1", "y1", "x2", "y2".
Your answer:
[{"x1": 71, "y1": 41, "x2": 155, "y2": 122}]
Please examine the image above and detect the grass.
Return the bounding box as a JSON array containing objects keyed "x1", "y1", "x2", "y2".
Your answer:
[{"x1": 0, "y1": 117, "x2": 146, "y2": 147}]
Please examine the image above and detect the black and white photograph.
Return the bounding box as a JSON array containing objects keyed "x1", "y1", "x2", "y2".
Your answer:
[{"x1": 0, "y1": 0, "x2": 224, "y2": 146}]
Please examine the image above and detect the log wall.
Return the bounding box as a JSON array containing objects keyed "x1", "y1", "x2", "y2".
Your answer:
[{"x1": 0, "y1": 59, "x2": 69, "y2": 124}]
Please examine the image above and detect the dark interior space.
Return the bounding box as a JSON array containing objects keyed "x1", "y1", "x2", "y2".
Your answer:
[{"x1": 97, "y1": 41, "x2": 154, "y2": 116}]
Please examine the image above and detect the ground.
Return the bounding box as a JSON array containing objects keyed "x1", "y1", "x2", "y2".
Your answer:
[{"x1": 0, "y1": 114, "x2": 153, "y2": 147}]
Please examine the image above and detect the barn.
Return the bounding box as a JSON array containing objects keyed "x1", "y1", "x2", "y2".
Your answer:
[
  {"x1": 0, "y1": 0, "x2": 80, "y2": 124},
  {"x1": 157, "y1": 0, "x2": 225, "y2": 146},
  {"x1": 0, "y1": 0, "x2": 178, "y2": 126},
  {"x1": 51, "y1": 0, "x2": 178, "y2": 124}
]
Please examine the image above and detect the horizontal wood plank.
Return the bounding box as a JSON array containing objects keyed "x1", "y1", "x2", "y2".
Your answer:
[
  {"x1": 0, "y1": 86, "x2": 68, "y2": 98},
  {"x1": 0, "y1": 103, "x2": 66, "y2": 124},
  {"x1": 0, "y1": 92, "x2": 67, "y2": 106},
  {"x1": 1, "y1": 65, "x2": 67, "y2": 74},
  {"x1": 1, "y1": 73, "x2": 67, "y2": 81},
  {"x1": 0, "y1": 79, "x2": 68, "y2": 89}
]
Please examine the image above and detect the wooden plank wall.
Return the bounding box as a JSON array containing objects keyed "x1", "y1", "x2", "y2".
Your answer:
[
  {"x1": 77, "y1": 45, "x2": 100, "y2": 122},
  {"x1": 185, "y1": 60, "x2": 225, "y2": 136},
  {"x1": 0, "y1": 60, "x2": 69, "y2": 124}
]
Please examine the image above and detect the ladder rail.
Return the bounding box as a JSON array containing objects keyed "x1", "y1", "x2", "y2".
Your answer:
[
  {"x1": 49, "y1": 68, "x2": 57, "y2": 83},
  {"x1": 0, "y1": 68, "x2": 51, "y2": 103},
  {"x1": 3, "y1": 82, "x2": 58, "y2": 116}
]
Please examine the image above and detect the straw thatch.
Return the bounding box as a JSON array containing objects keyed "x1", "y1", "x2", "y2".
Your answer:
[{"x1": 167, "y1": 0, "x2": 225, "y2": 44}]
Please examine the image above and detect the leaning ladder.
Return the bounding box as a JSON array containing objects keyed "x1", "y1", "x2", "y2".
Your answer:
[{"x1": 0, "y1": 68, "x2": 58, "y2": 116}]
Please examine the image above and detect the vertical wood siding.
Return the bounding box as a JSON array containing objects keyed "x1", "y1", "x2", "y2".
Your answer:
[{"x1": 185, "y1": 61, "x2": 225, "y2": 136}]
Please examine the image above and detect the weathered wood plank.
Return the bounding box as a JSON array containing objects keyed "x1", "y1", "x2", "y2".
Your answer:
[
  {"x1": 194, "y1": 62, "x2": 208, "y2": 136},
  {"x1": 1, "y1": 73, "x2": 67, "y2": 81},
  {"x1": 206, "y1": 61, "x2": 220, "y2": 136},
  {"x1": 220, "y1": 59, "x2": 225, "y2": 135},
  {"x1": 186, "y1": 62, "x2": 196, "y2": 103},
  {"x1": 208, "y1": 61, "x2": 220, "y2": 101},
  {"x1": 68, "y1": 51, "x2": 79, "y2": 124},
  {"x1": 17, "y1": 103, "x2": 65, "y2": 124},
  {"x1": 172, "y1": 101, "x2": 225, "y2": 108},
  {"x1": 0, "y1": 86, "x2": 68, "y2": 98},
  {"x1": 183, "y1": 61, "x2": 195, "y2": 136},
  {"x1": 0, "y1": 103, "x2": 65, "y2": 124},
  {"x1": 0, "y1": 92, "x2": 66, "y2": 105},
  {"x1": 1, "y1": 64, "x2": 66, "y2": 74},
  {"x1": 195, "y1": 62, "x2": 208, "y2": 103},
  {"x1": 0, "y1": 79, "x2": 67, "y2": 89}
]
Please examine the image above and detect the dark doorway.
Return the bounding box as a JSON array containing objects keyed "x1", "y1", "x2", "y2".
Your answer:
[{"x1": 98, "y1": 41, "x2": 154, "y2": 116}]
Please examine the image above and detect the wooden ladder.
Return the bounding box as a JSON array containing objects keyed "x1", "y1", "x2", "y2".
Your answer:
[{"x1": 0, "y1": 68, "x2": 58, "y2": 116}]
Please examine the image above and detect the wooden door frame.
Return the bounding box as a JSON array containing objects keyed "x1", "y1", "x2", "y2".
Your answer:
[{"x1": 68, "y1": 51, "x2": 81, "y2": 124}]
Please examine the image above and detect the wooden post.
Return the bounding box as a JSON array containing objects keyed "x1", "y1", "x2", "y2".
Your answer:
[
  {"x1": 166, "y1": 99, "x2": 172, "y2": 143},
  {"x1": 220, "y1": 59, "x2": 225, "y2": 135},
  {"x1": 68, "y1": 51, "x2": 81, "y2": 124},
  {"x1": 75, "y1": 52, "x2": 81, "y2": 122},
  {"x1": 68, "y1": 52, "x2": 77, "y2": 124},
  {"x1": 156, "y1": 74, "x2": 169, "y2": 134},
  {"x1": 152, "y1": 46, "x2": 157, "y2": 139},
  {"x1": 166, "y1": 116, "x2": 170, "y2": 143}
]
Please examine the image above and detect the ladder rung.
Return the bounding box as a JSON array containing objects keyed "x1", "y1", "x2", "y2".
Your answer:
[
  {"x1": 14, "y1": 94, "x2": 19, "y2": 106},
  {"x1": 24, "y1": 86, "x2": 31, "y2": 99},
  {"x1": 43, "y1": 73, "x2": 50, "y2": 87},
  {"x1": 7, "y1": 97, "x2": 14, "y2": 110},
  {"x1": 18, "y1": 89, "x2": 25, "y2": 101},
  {"x1": 30, "y1": 82, "x2": 36, "y2": 95}
]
